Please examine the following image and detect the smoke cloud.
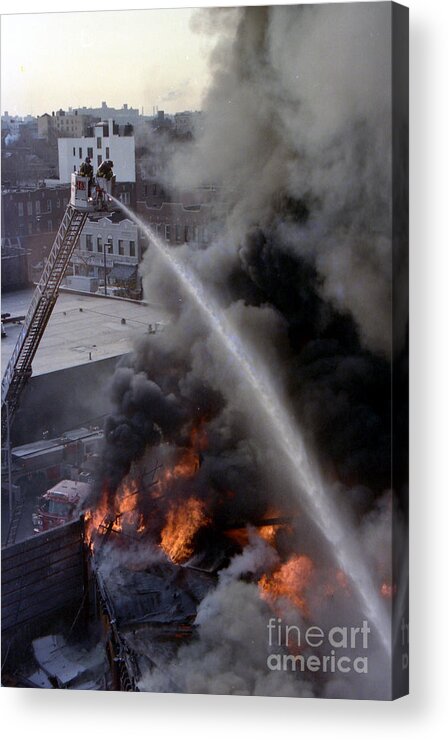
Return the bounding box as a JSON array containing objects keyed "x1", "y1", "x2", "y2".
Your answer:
[{"x1": 169, "y1": 3, "x2": 393, "y2": 356}]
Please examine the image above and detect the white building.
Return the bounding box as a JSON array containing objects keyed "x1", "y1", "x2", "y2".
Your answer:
[
  {"x1": 69, "y1": 215, "x2": 140, "y2": 289},
  {"x1": 58, "y1": 119, "x2": 135, "y2": 183}
]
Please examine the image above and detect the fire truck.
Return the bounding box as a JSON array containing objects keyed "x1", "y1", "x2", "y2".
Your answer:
[{"x1": 32, "y1": 479, "x2": 92, "y2": 533}]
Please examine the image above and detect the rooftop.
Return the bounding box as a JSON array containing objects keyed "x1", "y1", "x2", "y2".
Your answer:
[{"x1": 1, "y1": 288, "x2": 168, "y2": 376}]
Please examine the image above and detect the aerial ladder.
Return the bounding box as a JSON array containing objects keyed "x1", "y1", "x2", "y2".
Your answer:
[{"x1": 1, "y1": 172, "x2": 115, "y2": 544}]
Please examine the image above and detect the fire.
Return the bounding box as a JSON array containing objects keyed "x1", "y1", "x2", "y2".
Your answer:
[
  {"x1": 171, "y1": 447, "x2": 201, "y2": 479},
  {"x1": 84, "y1": 476, "x2": 143, "y2": 548},
  {"x1": 259, "y1": 554, "x2": 314, "y2": 616},
  {"x1": 225, "y1": 522, "x2": 283, "y2": 549},
  {"x1": 84, "y1": 486, "x2": 109, "y2": 549},
  {"x1": 84, "y1": 420, "x2": 210, "y2": 553},
  {"x1": 380, "y1": 582, "x2": 395, "y2": 599},
  {"x1": 322, "y1": 568, "x2": 351, "y2": 600},
  {"x1": 114, "y1": 478, "x2": 141, "y2": 530},
  {"x1": 257, "y1": 524, "x2": 280, "y2": 546},
  {"x1": 160, "y1": 496, "x2": 210, "y2": 564},
  {"x1": 336, "y1": 569, "x2": 350, "y2": 591},
  {"x1": 154, "y1": 419, "x2": 208, "y2": 493}
]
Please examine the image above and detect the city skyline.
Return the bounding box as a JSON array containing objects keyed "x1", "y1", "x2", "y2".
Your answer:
[{"x1": 1, "y1": 6, "x2": 213, "y2": 117}]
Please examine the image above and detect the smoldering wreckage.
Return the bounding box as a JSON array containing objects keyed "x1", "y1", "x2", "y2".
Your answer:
[{"x1": 2, "y1": 5, "x2": 407, "y2": 699}]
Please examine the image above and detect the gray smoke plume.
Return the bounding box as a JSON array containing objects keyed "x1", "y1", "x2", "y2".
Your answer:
[{"x1": 168, "y1": 3, "x2": 394, "y2": 356}]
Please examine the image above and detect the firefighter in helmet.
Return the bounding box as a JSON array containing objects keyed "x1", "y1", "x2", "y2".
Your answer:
[
  {"x1": 96, "y1": 159, "x2": 114, "y2": 181},
  {"x1": 79, "y1": 156, "x2": 93, "y2": 178},
  {"x1": 79, "y1": 157, "x2": 94, "y2": 194}
]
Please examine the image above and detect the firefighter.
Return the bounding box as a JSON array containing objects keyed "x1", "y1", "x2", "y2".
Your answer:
[
  {"x1": 96, "y1": 159, "x2": 114, "y2": 181},
  {"x1": 79, "y1": 157, "x2": 94, "y2": 195},
  {"x1": 79, "y1": 156, "x2": 93, "y2": 178}
]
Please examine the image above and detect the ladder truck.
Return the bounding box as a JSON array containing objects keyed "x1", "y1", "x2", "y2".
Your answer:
[{"x1": 1, "y1": 172, "x2": 115, "y2": 545}]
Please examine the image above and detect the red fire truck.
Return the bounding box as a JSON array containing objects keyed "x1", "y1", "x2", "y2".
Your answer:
[{"x1": 32, "y1": 479, "x2": 91, "y2": 533}]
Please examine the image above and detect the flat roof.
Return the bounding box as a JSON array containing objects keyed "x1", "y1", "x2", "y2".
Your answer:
[
  {"x1": 12, "y1": 438, "x2": 64, "y2": 458},
  {"x1": 1, "y1": 288, "x2": 168, "y2": 376},
  {"x1": 62, "y1": 427, "x2": 103, "y2": 442}
]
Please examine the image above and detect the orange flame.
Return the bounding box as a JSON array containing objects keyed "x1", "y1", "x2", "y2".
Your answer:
[
  {"x1": 154, "y1": 420, "x2": 208, "y2": 494},
  {"x1": 226, "y1": 523, "x2": 284, "y2": 549},
  {"x1": 322, "y1": 568, "x2": 351, "y2": 599},
  {"x1": 160, "y1": 496, "x2": 210, "y2": 564},
  {"x1": 85, "y1": 486, "x2": 109, "y2": 549},
  {"x1": 259, "y1": 554, "x2": 314, "y2": 616},
  {"x1": 258, "y1": 524, "x2": 280, "y2": 546},
  {"x1": 380, "y1": 582, "x2": 395, "y2": 599}
]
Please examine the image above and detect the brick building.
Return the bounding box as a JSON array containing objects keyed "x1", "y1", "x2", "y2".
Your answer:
[
  {"x1": 135, "y1": 199, "x2": 215, "y2": 247},
  {"x1": 1, "y1": 184, "x2": 71, "y2": 279},
  {"x1": 1, "y1": 182, "x2": 137, "y2": 284},
  {"x1": 1, "y1": 240, "x2": 29, "y2": 291}
]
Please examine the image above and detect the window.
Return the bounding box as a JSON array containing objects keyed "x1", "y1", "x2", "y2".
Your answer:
[
  {"x1": 48, "y1": 500, "x2": 71, "y2": 517},
  {"x1": 185, "y1": 225, "x2": 190, "y2": 242},
  {"x1": 87, "y1": 147, "x2": 93, "y2": 159},
  {"x1": 97, "y1": 155, "x2": 102, "y2": 167},
  {"x1": 35, "y1": 201, "x2": 41, "y2": 215},
  {"x1": 106, "y1": 236, "x2": 113, "y2": 252},
  {"x1": 27, "y1": 201, "x2": 33, "y2": 216},
  {"x1": 56, "y1": 199, "x2": 61, "y2": 208},
  {"x1": 97, "y1": 236, "x2": 103, "y2": 252},
  {"x1": 165, "y1": 225, "x2": 171, "y2": 242},
  {"x1": 72, "y1": 147, "x2": 76, "y2": 156},
  {"x1": 105, "y1": 147, "x2": 110, "y2": 159},
  {"x1": 18, "y1": 202, "x2": 24, "y2": 217},
  {"x1": 118, "y1": 240, "x2": 124, "y2": 255},
  {"x1": 97, "y1": 136, "x2": 102, "y2": 148},
  {"x1": 86, "y1": 234, "x2": 93, "y2": 251},
  {"x1": 129, "y1": 241, "x2": 136, "y2": 257},
  {"x1": 47, "y1": 200, "x2": 52, "y2": 213},
  {"x1": 79, "y1": 147, "x2": 82, "y2": 159},
  {"x1": 63, "y1": 198, "x2": 68, "y2": 207},
  {"x1": 153, "y1": 184, "x2": 157, "y2": 195},
  {"x1": 175, "y1": 224, "x2": 181, "y2": 242},
  {"x1": 119, "y1": 192, "x2": 130, "y2": 206},
  {"x1": 47, "y1": 220, "x2": 53, "y2": 232},
  {"x1": 74, "y1": 165, "x2": 77, "y2": 172},
  {"x1": 157, "y1": 223, "x2": 163, "y2": 237}
]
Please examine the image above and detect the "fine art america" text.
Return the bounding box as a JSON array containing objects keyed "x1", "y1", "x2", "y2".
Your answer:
[{"x1": 267, "y1": 618, "x2": 371, "y2": 674}]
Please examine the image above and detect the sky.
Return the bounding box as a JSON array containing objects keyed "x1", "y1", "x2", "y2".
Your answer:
[{"x1": 0, "y1": 5, "x2": 214, "y2": 117}]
